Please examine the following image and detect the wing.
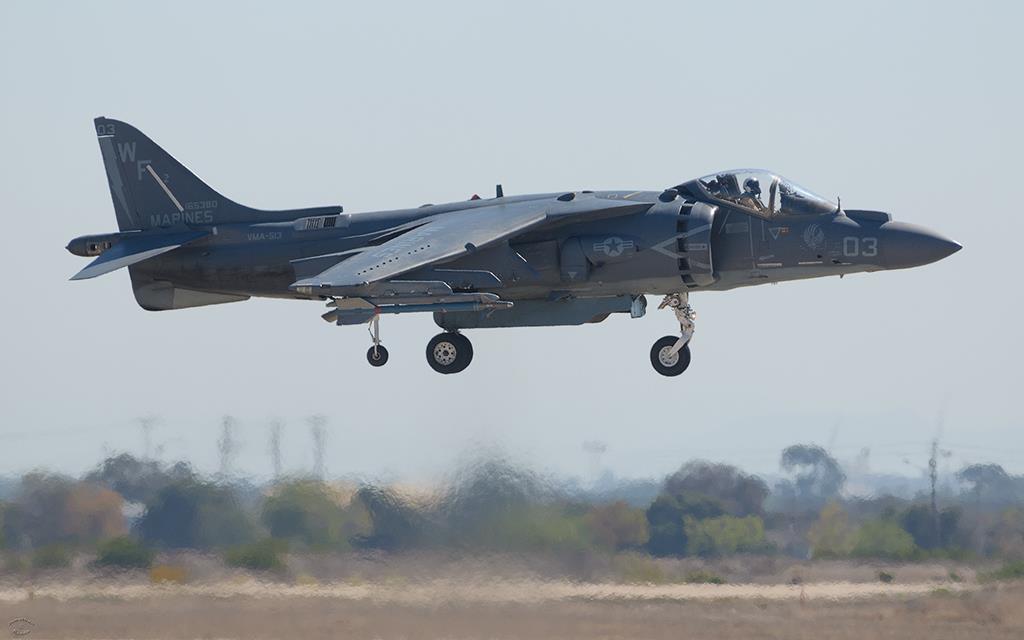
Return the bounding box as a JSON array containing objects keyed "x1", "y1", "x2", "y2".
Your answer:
[
  {"x1": 291, "y1": 195, "x2": 648, "y2": 293},
  {"x1": 70, "y1": 229, "x2": 209, "y2": 280}
]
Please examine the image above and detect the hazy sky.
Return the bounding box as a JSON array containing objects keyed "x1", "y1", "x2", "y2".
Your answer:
[{"x1": 1, "y1": 1, "x2": 1021, "y2": 483}]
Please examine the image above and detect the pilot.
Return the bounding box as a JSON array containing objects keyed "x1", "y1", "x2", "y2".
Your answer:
[{"x1": 739, "y1": 177, "x2": 767, "y2": 212}]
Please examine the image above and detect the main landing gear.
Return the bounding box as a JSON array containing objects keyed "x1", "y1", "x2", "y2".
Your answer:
[
  {"x1": 426, "y1": 331, "x2": 474, "y2": 374},
  {"x1": 363, "y1": 314, "x2": 473, "y2": 374},
  {"x1": 650, "y1": 292, "x2": 695, "y2": 377}
]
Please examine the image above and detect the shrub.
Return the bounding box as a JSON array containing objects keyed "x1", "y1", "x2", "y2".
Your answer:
[
  {"x1": 32, "y1": 544, "x2": 70, "y2": 569},
  {"x1": 262, "y1": 481, "x2": 354, "y2": 550},
  {"x1": 585, "y1": 501, "x2": 649, "y2": 551},
  {"x1": 613, "y1": 552, "x2": 666, "y2": 584},
  {"x1": 899, "y1": 504, "x2": 963, "y2": 551},
  {"x1": 350, "y1": 485, "x2": 422, "y2": 551},
  {"x1": 140, "y1": 480, "x2": 256, "y2": 549},
  {"x1": 2, "y1": 552, "x2": 28, "y2": 573},
  {"x1": 149, "y1": 564, "x2": 187, "y2": 584},
  {"x1": 852, "y1": 520, "x2": 917, "y2": 560},
  {"x1": 95, "y1": 536, "x2": 154, "y2": 569},
  {"x1": 684, "y1": 515, "x2": 766, "y2": 557},
  {"x1": 645, "y1": 493, "x2": 725, "y2": 557},
  {"x1": 684, "y1": 569, "x2": 726, "y2": 584},
  {"x1": 224, "y1": 538, "x2": 287, "y2": 572},
  {"x1": 877, "y1": 570, "x2": 895, "y2": 583},
  {"x1": 987, "y1": 560, "x2": 1024, "y2": 581},
  {"x1": 808, "y1": 502, "x2": 855, "y2": 559},
  {"x1": 481, "y1": 505, "x2": 590, "y2": 553}
]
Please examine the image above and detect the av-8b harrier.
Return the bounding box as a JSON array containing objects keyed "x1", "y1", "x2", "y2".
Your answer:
[{"x1": 68, "y1": 118, "x2": 961, "y2": 375}]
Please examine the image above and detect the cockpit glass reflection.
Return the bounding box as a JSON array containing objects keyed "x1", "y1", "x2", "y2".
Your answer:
[{"x1": 695, "y1": 170, "x2": 836, "y2": 218}]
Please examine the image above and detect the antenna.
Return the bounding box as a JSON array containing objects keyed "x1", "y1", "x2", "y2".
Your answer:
[{"x1": 496, "y1": 184, "x2": 504, "y2": 198}]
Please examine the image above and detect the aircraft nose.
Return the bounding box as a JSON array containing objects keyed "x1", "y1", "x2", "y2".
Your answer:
[{"x1": 881, "y1": 221, "x2": 961, "y2": 269}]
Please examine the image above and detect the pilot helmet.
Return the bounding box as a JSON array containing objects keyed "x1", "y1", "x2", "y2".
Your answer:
[{"x1": 743, "y1": 177, "x2": 761, "y2": 195}]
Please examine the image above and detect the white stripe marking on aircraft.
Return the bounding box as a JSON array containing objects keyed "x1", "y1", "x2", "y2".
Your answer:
[{"x1": 146, "y1": 164, "x2": 185, "y2": 213}]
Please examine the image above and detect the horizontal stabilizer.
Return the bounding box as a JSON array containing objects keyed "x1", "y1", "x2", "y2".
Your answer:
[{"x1": 70, "y1": 230, "x2": 208, "y2": 280}]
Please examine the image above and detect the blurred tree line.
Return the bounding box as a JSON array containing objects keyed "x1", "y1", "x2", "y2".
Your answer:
[{"x1": 1, "y1": 446, "x2": 1023, "y2": 568}]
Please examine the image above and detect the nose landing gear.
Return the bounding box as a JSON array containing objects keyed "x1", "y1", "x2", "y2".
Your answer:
[{"x1": 651, "y1": 292, "x2": 695, "y2": 376}]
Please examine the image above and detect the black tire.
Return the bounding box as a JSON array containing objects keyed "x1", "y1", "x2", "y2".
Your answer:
[
  {"x1": 366, "y1": 345, "x2": 389, "y2": 367},
  {"x1": 650, "y1": 336, "x2": 691, "y2": 376},
  {"x1": 426, "y1": 332, "x2": 474, "y2": 374}
]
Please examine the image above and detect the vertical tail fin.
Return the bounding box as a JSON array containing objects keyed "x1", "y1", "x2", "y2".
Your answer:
[{"x1": 94, "y1": 117, "x2": 341, "y2": 231}]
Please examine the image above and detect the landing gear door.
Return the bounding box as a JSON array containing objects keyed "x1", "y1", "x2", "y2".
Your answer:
[{"x1": 678, "y1": 202, "x2": 716, "y2": 288}]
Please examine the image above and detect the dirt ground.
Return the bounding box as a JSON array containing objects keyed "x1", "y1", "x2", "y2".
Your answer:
[{"x1": 1, "y1": 582, "x2": 1022, "y2": 640}]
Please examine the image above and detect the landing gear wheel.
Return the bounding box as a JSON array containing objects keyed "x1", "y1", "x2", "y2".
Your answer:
[
  {"x1": 366, "y1": 345, "x2": 389, "y2": 367},
  {"x1": 426, "y1": 332, "x2": 474, "y2": 374},
  {"x1": 650, "y1": 336, "x2": 691, "y2": 377}
]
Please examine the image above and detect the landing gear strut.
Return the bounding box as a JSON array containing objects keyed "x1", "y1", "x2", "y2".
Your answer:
[
  {"x1": 651, "y1": 292, "x2": 695, "y2": 376},
  {"x1": 426, "y1": 331, "x2": 474, "y2": 374},
  {"x1": 365, "y1": 315, "x2": 389, "y2": 367}
]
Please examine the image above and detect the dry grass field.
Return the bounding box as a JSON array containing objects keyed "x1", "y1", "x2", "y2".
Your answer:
[{"x1": 0, "y1": 580, "x2": 1021, "y2": 639}]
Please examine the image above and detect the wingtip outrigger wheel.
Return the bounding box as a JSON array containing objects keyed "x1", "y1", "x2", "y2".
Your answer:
[
  {"x1": 367, "y1": 345, "x2": 389, "y2": 366},
  {"x1": 651, "y1": 292, "x2": 696, "y2": 376},
  {"x1": 366, "y1": 314, "x2": 389, "y2": 367}
]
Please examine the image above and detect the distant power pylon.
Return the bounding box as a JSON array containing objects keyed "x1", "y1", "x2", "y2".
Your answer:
[
  {"x1": 218, "y1": 415, "x2": 238, "y2": 478},
  {"x1": 269, "y1": 419, "x2": 283, "y2": 480},
  {"x1": 308, "y1": 415, "x2": 327, "y2": 480},
  {"x1": 138, "y1": 415, "x2": 159, "y2": 460}
]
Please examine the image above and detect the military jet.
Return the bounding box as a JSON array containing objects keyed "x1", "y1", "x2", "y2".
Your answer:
[{"x1": 68, "y1": 118, "x2": 961, "y2": 376}]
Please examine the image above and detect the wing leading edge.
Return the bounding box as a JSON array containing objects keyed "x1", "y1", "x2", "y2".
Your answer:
[{"x1": 291, "y1": 195, "x2": 649, "y2": 293}]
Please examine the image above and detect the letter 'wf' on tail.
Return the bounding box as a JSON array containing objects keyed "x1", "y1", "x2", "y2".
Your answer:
[{"x1": 94, "y1": 117, "x2": 341, "y2": 231}]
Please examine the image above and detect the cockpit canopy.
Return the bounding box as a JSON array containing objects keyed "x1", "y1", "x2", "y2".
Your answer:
[{"x1": 679, "y1": 169, "x2": 837, "y2": 218}]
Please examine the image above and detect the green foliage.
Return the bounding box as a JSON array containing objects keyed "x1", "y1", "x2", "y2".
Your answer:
[
  {"x1": 468, "y1": 504, "x2": 590, "y2": 553},
  {"x1": 851, "y1": 519, "x2": 917, "y2": 560},
  {"x1": 808, "y1": 502, "x2": 855, "y2": 558},
  {"x1": 94, "y1": 536, "x2": 154, "y2": 569},
  {"x1": 778, "y1": 445, "x2": 846, "y2": 508},
  {"x1": 87, "y1": 453, "x2": 195, "y2": 504},
  {"x1": 985, "y1": 560, "x2": 1024, "y2": 581},
  {"x1": 224, "y1": 538, "x2": 287, "y2": 572},
  {"x1": 957, "y1": 463, "x2": 1013, "y2": 503},
  {"x1": 877, "y1": 570, "x2": 895, "y2": 583},
  {"x1": 261, "y1": 480, "x2": 357, "y2": 550},
  {"x1": 32, "y1": 543, "x2": 70, "y2": 569},
  {"x1": 663, "y1": 461, "x2": 768, "y2": 517},
  {"x1": 683, "y1": 569, "x2": 726, "y2": 584},
  {"x1": 683, "y1": 515, "x2": 766, "y2": 557},
  {"x1": 140, "y1": 480, "x2": 256, "y2": 549},
  {"x1": 899, "y1": 504, "x2": 963, "y2": 550},
  {"x1": 645, "y1": 492, "x2": 725, "y2": 557},
  {"x1": 612, "y1": 552, "x2": 667, "y2": 584},
  {"x1": 2, "y1": 552, "x2": 28, "y2": 573},
  {"x1": 584, "y1": 501, "x2": 649, "y2": 551},
  {"x1": 15, "y1": 473, "x2": 74, "y2": 548},
  {"x1": 351, "y1": 485, "x2": 423, "y2": 551},
  {"x1": 987, "y1": 507, "x2": 1024, "y2": 559}
]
